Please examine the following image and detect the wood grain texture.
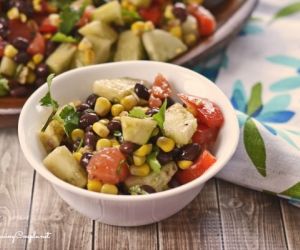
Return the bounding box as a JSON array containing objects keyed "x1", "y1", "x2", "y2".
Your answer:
[
  {"x1": 281, "y1": 200, "x2": 300, "y2": 250},
  {"x1": 158, "y1": 179, "x2": 223, "y2": 250},
  {"x1": 0, "y1": 128, "x2": 34, "y2": 250},
  {"x1": 217, "y1": 180, "x2": 287, "y2": 250},
  {"x1": 26, "y1": 174, "x2": 93, "y2": 250},
  {"x1": 94, "y1": 221, "x2": 157, "y2": 250}
]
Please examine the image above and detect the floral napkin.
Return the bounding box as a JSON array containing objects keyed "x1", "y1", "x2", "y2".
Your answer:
[{"x1": 191, "y1": 0, "x2": 300, "y2": 207}]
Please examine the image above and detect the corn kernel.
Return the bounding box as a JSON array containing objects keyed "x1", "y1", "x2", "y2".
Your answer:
[
  {"x1": 169, "y1": 26, "x2": 182, "y2": 38},
  {"x1": 101, "y1": 184, "x2": 118, "y2": 195},
  {"x1": 177, "y1": 160, "x2": 193, "y2": 170},
  {"x1": 27, "y1": 61, "x2": 36, "y2": 70},
  {"x1": 78, "y1": 37, "x2": 93, "y2": 51},
  {"x1": 111, "y1": 104, "x2": 124, "y2": 117},
  {"x1": 131, "y1": 21, "x2": 145, "y2": 35},
  {"x1": 32, "y1": 53, "x2": 44, "y2": 65},
  {"x1": 134, "y1": 144, "x2": 152, "y2": 157},
  {"x1": 186, "y1": 0, "x2": 204, "y2": 4},
  {"x1": 94, "y1": 97, "x2": 111, "y2": 117},
  {"x1": 20, "y1": 13, "x2": 27, "y2": 23},
  {"x1": 26, "y1": 71, "x2": 36, "y2": 84},
  {"x1": 164, "y1": 5, "x2": 175, "y2": 19},
  {"x1": 130, "y1": 163, "x2": 150, "y2": 177},
  {"x1": 33, "y1": 0, "x2": 42, "y2": 12},
  {"x1": 96, "y1": 138, "x2": 112, "y2": 150},
  {"x1": 73, "y1": 152, "x2": 83, "y2": 162},
  {"x1": 119, "y1": 111, "x2": 128, "y2": 117},
  {"x1": 133, "y1": 155, "x2": 146, "y2": 166},
  {"x1": 184, "y1": 34, "x2": 197, "y2": 46},
  {"x1": 121, "y1": 0, "x2": 130, "y2": 8},
  {"x1": 7, "y1": 7, "x2": 19, "y2": 20},
  {"x1": 99, "y1": 119, "x2": 110, "y2": 125},
  {"x1": 127, "y1": 4, "x2": 136, "y2": 12},
  {"x1": 156, "y1": 137, "x2": 175, "y2": 152},
  {"x1": 71, "y1": 128, "x2": 85, "y2": 141},
  {"x1": 111, "y1": 139, "x2": 120, "y2": 148},
  {"x1": 120, "y1": 95, "x2": 138, "y2": 111},
  {"x1": 92, "y1": 122, "x2": 110, "y2": 138},
  {"x1": 87, "y1": 179, "x2": 102, "y2": 192},
  {"x1": 4, "y1": 45, "x2": 18, "y2": 58}
]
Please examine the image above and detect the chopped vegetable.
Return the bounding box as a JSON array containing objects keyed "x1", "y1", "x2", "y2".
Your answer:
[
  {"x1": 51, "y1": 32, "x2": 78, "y2": 43},
  {"x1": 129, "y1": 107, "x2": 148, "y2": 119},
  {"x1": 152, "y1": 99, "x2": 167, "y2": 130},
  {"x1": 0, "y1": 76, "x2": 9, "y2": 96},
  {"x1": 58, "y1": 105, "x2": 80, "y2": 137},
  {"x1": 147, "y1": 149, "x2": 161, "y2": 173}
]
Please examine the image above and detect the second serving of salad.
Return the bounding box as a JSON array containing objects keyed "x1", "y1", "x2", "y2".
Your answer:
[
  {"x1": 39, "y1": 73, "x2": 224, "y2": 195},
  {"x1": 0, "y1": 0, "x2": 216, "y2": 98}
]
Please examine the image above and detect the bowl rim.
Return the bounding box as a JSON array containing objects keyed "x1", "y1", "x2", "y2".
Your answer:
[{"x1": 18, "y1": 61, "x2": 239, "y2": 201}]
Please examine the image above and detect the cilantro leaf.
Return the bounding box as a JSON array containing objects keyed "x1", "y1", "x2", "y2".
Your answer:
[
  {"x1": 152, "y1": 99, "x2": 167, "y2": 130},
  {"x1": 129, "y1": 185, "x2": 149, "y2": 195},
  {"x1": 40, "y1": 74, "x2": 58, "y2": 110},
  {"x1": 0, "y1": 75, "x2": 9, "y2": 97},
  {"x1": 51, "y1": 32, "x2": 77, "y2": 43},
  {"x1": 59, "y1": 105, "x2": 79, "y2": 137},
  {"x1": 122, "y1": 9, "x2": 141, "y2": 21},
  {"x1": 147, "y1": 149, "x2": 161, "y2": 173},
  {"x1": 128, "y1": 107, "x2": 148, "y2": 119}
]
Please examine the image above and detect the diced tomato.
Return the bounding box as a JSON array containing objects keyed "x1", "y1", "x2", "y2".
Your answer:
[
  {"x1": 192, "y1": 124, "x2": 219, "y2": 148},
  {"x1": 7, "y1": 19, "x2": 37, "y2": 43},
  {"x1": 0, "y1": 40, "x2": 6, "y2": 57},
  {"x1": 77, "y1": 6, "x2": 94, "y2": 27},
  {"x1": 27, "y1": 33, "x2": 46, "y2": 55},
  {"x1": 175, "y1": 150, "x2": 216, "y2": 184},
  {"x1": 39, "y1": 18, "x2": 58, "y2": 33},
  {"x1": 87, "y1": 148, "x2": 129, "y2": 185},
  {"x1": 149, "y1": 95, "x2": 162, "y2": 108},
  {"x1": 151, "y1": 74, "x2": 172, "y2": 99},
  {"x1": 188, "y1": 5, "x2": 216, "y2": 36},
  {"x1": 139, "y1": 5, "x2": 162, "y2": 26},
  {"x1": 178, "y1": 93, "x2": 224, "y2": 128}
]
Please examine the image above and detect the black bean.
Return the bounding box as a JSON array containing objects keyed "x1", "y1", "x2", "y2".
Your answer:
[
  {"x1": 36, "y1": 64, "x2": 49, "y2": 77},
  {"x1": 61, "y1": 136, "x2": 74, "y2": 151},
  {"x1": 85, "y1": 125, "x2": 93, "y2": 133},
  {"x1": 76, "y1": 103, "x2": 91, "y2": 113},
  {"x1": 157, "y1": 150, "x2": 173, "y2": 165},
  {"x1": 14, "y1": 51, "x2": 29, "y2": 64},
  {"x1": 0, "y1": 27, "x2": 8, "y2": 39},
  {"x1": 45, "y1": 41, "x2": 57, "y2": 57},
  {"x1": 140, "y1": 185, "x2": 156, "y2": 193},
  {"x1": 172, "y1": 147, "x2": 182, "y2": 161},
  {"x1": 79, "y1": 112, "x2": 99, "y2": 129},
  {"x1": 80, "y1": 152, "x2": 93, "y2": 168},
  {"x1": 0, "y1": 17, "x2": 8, "y2": 29},
  {"x1": 35, "y1": 77, "x2": 46, "y2": 88},
  {"x1": 84, "y1": 132, "x2": 97, "y2": 150},
  {"x1": 168, "y1": 177, "x2": 180, "y2": 189},
  {"x1": 180, "y1": 143, "x2": 201, "y2": 161},
  {"x1": 10, "y1": 86, "x2": 30, "y2": 97},
  {"x1": 145, "y1": 108, "x2": 159, "y2": 116},
  {"x1": 120, "y1": 141, "x2": 138, "y2": 155},
  {"x1": 85, "y1": 94, "x2": 98, "y2": 108},
  {"x1": 107, "y1": 120, "x2": 122, "y2": 134},
  {"x1": 12, "y1": 37, "x2": 29, "y2": 50},
  {"x1": 172, "y1": 3, "x2": 188, "y2": 22},
  {"x1": 165, "y1": 97, "x2": 175, "y2": 108},
  {"x1": 15, "y1": 1, "x2": 34, "y2": 17},
  {"x1": 134, "y1": 83, "x2": 150, "y2": 100}
]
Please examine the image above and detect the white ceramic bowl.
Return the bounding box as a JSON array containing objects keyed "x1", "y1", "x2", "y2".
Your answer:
[{"x1": 18, "y1": 61, "x2": 239, "y2": 226}]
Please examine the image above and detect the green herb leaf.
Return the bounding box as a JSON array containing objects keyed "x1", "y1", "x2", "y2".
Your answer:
[
  {"x1": 0, "y1": 75, "x2": 9, "y2": 97},
  {"x1": 272, "y1": 2, "x2": 300, "y2": 21},
  {"x1": 280, "y1": 182, "x2": 300, "y2": 199},
  {"x1": 40, "y1": 74, "x2": 59, "y2": 109},
  {"x1": 147, "y1": 150, "x2": 161, "y2": 173},
  {"x1": 129, "y1": 185, "x2": 149, "y2": 195},
  {"x1": 116, "y1": 159, "x2": 125, "y2": 176},
  {"x1": 122, "y1": 8, "x2": 141, "y2": 21},
  {"x1": 114, "y1": 131, "x2": 122, "y2": 137},
  {"x1": 59, "y1": 5, "x2": 84, "y2": 35},
  {"x1": 59, "y1": 105, "x2": 79, "y2": 137},
  {"x1": 51, "y1": 0, "x2": 76, "y2": 10},
  {"x1": 152, "y1": 99, "x2": 167, "y2": 130},
  {"x1": 129, "y1": 107, "x2": 148, "y2": 119},
  {"x1": 246, "y1": 82, "x2": 262, "y2": 116},
  {"x1": 51, "y1": 32, "x2": 77, "y2": 43}
]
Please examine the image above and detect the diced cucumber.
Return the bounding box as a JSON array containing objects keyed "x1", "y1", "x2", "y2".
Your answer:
[
  {"x1": 125, "y1": 162, "x2": 178, "y2": 192},
  {"x1": 93, "y1": 1, "x2": 123, "y2": 25},
  {"x1": 79, "y1": 21, "x2": 118, "y2": 44},
  {"x1": 43, "y1": 146, "x2": 87, "y2": 188},
  {"x1": 0, "y1": 56, "x2": 17, "y2": 77},
  {"x1": 46, "y1": 44, "x2": 77, "y2": 74},
  {"x1": 114, "y1": 30, "x2": 145, "y2": 61},
  {"x1": 142, "y1": 29, "x2": 187, "y2": 61},
  {"x1": 129, "y1": 0, "x2": 151, "y2": 8},
  {"x1": 182, "y1": 15, "x2": 200, "y2": 46},
  {"x1": 85, "y1": 35, "x2": 112, "y2": 64},
  {"x1": 121, "y1": 116, "x2": 157, "y2": 145}
]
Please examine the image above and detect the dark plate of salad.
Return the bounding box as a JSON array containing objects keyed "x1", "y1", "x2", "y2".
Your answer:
[{"x1": 0, "y1": 0, "x2": 257, "y2": 128}]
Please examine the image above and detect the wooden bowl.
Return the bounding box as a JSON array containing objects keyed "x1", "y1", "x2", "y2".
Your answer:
[{"x1": 0, "y1": 0, "x2": 258, "y2": 128}]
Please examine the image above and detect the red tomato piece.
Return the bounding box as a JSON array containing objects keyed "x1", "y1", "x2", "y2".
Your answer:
[
  {"x1": 7, "y1": 19, "x2": 37, "y2": 43},
  {"x1": 139, "y1": 5, "x2": 162, "y2": 26},
  {"x1": 149, "y1": 95, "x2": 162, "y2": 108},
  {"x1": 151, "y1": 73, "x2": 172, "y2": 99},
  {"x1": 192, "y1": 124, "x2": 219, "y2": 148},
  {"x1": 87, "y1": 148, "x2": 129, "y2": 185},
  {"x1": 175, "y1": 150, "x2": 216, "y2": 184},
  {"x1": 27, "y1": 33, "x2": 46, "y2": 55},
  {"x1": 77, "y1": 6, "x2": 94, "y2": 27},
  {"x1": 39, "y1": 18, "x2": 57, "y2": 33},
  {"x1": 178, "y1": 93, "x2": 224, "y2": 128},
  {"x1": 188, "y1": 5, "x2": 216, "y2": 36},
  {"x1": 0, "y1": 40, "x2": 6, "y2": 58}
]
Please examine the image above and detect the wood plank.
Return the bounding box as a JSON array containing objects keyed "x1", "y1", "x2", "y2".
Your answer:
[
  {"x1": 158, "y1": 179, "x2": 223, "y2": 250},
  {"x1": 217, "y1": 180, "x2": 287, "y2": 250},
  {"x1": 280, "y1": 200, "x2": 300, "y2": 250},
  {"x1": 0, "y1": 128, "x2": 34, "y2": 250},
  {"x1": 94, "y1": 220, "x2": 158, "y2": 250},
  {"x1": 26, "y1": 174, "x2": 93, "y2": 250}
]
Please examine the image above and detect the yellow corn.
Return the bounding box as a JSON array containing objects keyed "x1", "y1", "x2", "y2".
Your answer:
[
  {"x1": 184, "y1": 34, "x2": 197, "y2": 46},
  {"x1": 94, "y1": 97, "x2": 111, "y2": 117},
  {"x1": 101, "y1": 184, "x2": 118, "y2": 195},
  {"x1": 7, "y1": 7, "x2": 19, "y2": 20},
  {"x1": 120, "y1": 95, "x2": 138, "y2": 111},
  {"x1": 111, "y1": 104, "x2": 124, "y2": 117},
  {"x1": 131, "y1": 21, "x2": 145, "y2": 35},
  {"x1": 169, "y1": 26, "x2": 182, "y2": 39},
  {"x1": 78, "y1": 38, "x2": 93, "y2": 51},
  {"x1": 71, "y1": 128, "x2": 85, "y2": 142},
  {"x1": 164, "y1": 5, "x2": 175, "y2": 19},
  {"x1": 33, "y1": 0, "x2": 42, "y2": 12},
  {"x1": 121, "y1": 0, "x2": 130, "y2": 8},
  {"x1": 177, "y1": 160, "x2": 193, "y2": 170},
  {"x1": 99, "y1": 119, "x2": 110, "y2": 125},
  {"x1": 133, "y1": 155, "x2": 146, "y2": 166},
  {"x1": 156, "y1": 137, "x2": 175, "y2": 152},
  {"x1": 87, "y1": 179, "x2": 102, "y2": 192},
  {"x1": 20, "y1": 13, "x2": 27, "y2": 23},
  {"x1": 26, "y1": 71, "x2": 36, "y2": 84},
  {"x1": 119, "y1": 111, "x2": 129, "y2": 117},
  {"x1": 73, "y1": 152, "x2": 83, "y2": 163},
  {"x1": 130, "y1": 163, "x2": 150, "y2": 177},
  {"x1": 134, "y1": 144, "x2": 152, "y2": 157},
  {"x1": 92, "y1": 122, "x2": 110, "y2": 138},
  {"x1": 4, "y1": 45, "x2": 18, "y2": 58},
  {"x1": 32, "y1": 54, "x2": 44, "y2": 65},
  {"x1": 111, "y1": 138, "x2": 120, "y2": 148},
  {"x1": 186, "y1": 0, "x2": 204, "y2": 4},
  {"x1": 96, "y1": 138, "x2": 112, "y2": 150},
  {"x1": 27, "y1": 61, "x2": 36, "y2": 70}
]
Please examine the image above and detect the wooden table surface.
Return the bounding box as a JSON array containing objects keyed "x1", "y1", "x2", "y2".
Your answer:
[{"x1": 0, "y1": 128, "x2": 299, "y2": 250}]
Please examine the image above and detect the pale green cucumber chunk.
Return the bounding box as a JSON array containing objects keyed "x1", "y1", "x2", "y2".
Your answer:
[
  {"x1": 93, "y1": 1, "x2": 123, "y2": 25},
  {"x1": 0, "y1": 56, "x2": 17, "y2": 77},
  {"x1": 85, "y1": 35, "x2": 112, "y2": 64},
  {"x1": 129, "y1": 0, "x2": 151, "y2": 8}
]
